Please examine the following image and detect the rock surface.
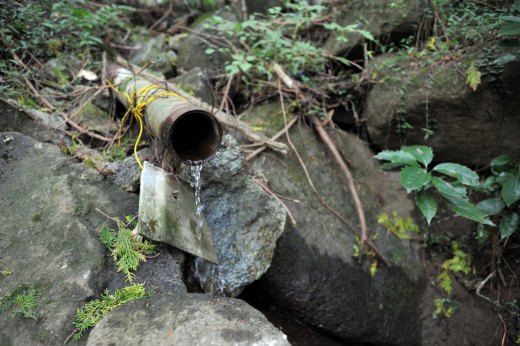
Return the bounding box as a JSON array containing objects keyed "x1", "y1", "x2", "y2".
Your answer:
[
  {"x1": 189, "y1": 135, "x2": 287, "y2": 297},
  {"x1": 365, "y1": 54, "x2": 520, "y2": 166},
  {"x1": 0, "y1": 132, "x2": 138, "y2": 345},
  {"x1": 247, "y1": 123, "x2": 425, "y2": 345},
  {"x1": 131, "y1": 33, "x2": 177, "y2": 78},
  {"x1": 87, "y1": 292, "x2": 290, "y2": 346},
  {"x1": 324, "y1": 0, "x2": 427, "y2": 55}
]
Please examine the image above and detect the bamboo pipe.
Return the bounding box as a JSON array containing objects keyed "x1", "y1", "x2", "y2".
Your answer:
[{"x1": 109, "y1": 64, "x2": 223, "y2": 165}]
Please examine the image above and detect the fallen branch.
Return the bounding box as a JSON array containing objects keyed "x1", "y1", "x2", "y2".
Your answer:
[
  {"x1": 246, "y1": 116, "x2": 298, "y2": 161},
  {"x1": 255, "y1": 178, "x2": 297, "y2": 226},
  {"x1": 22, "y1": 76, "x2": 55, "y2": 110},
  {"x1": 113, "y1": 56, "x2": 287, "y2": 154},
  {"x1": 58, "y1": 111, "x2": 112, "y2": 142},
  {"x1": 276, "y1": 81, "x2": 390, "y2": 265},
  {"x1": 312, "y1": 116, "x2": 368, "y2": 262}
]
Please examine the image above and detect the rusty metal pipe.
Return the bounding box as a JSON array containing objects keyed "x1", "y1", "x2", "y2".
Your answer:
[{"x1": 109, "y1": 64, "x2": 222, "y2": 165}]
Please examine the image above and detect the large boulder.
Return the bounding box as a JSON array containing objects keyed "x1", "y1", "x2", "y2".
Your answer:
[
  {"x1": 0, "y1": 132, "x2": 138, "y2": 345},
  {"x1": 324, "y1": 0, "x2": 427, "y2": 55},
  {"x1": 247, "y1": 123, "x2": 425, "y2": 345},
  {"x1": 86, "y1": 292, "x2": 290, "y2": 346},
  {"x1": 176, "y1": 7, "x2": 239, "y2": 72},
  {"x1": 188, "y1": 135, "x2": 287, "y2": 297},
  {"x1": 365, "y1": 53, "x2": 520, "y2": 166}
]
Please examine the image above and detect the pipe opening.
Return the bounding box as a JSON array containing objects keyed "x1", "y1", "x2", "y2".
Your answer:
[{"x1": 170, "y1": 111, "x2": 222, "y2": 165}]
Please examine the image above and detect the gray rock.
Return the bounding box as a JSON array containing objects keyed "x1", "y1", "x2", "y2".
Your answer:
[
  {"x1": 0, "y1": 98, "x2": 65, "y2": 145},
  {"x1": 188, "y1": 135, "x2": 287, "y2": 297},
  {"x1": 246, "y1": 0, "x2": 282, "y2": 14},
  {"x1": 171, "y1": 67, "x2": 214, "y2": 105},
  {"x1": 176, "y1": 7, "x2": 239, "y2": 72},
  {"x1": 365, "y1": 53, "x2": 520, "y2": 166},
  {"x1": 0, "y1": 132, "x2": 138, "y2": 345},
  {"x1": 106, "y1": 245, "x2": 187, "y2": 294},
  {"x1": 104, "y1": 148, "x2": 152, "y2": 192},
  {"x1": 324, "y1": 0, "x2": 427, "y2": 55},
  {"x1": 87, "y1": 292, "x2": 289, "y2": 346},
  {"x1": 130, "y1": 33, "x2": 177, "y2": 77},
  {"x1": 248, "y1": 124, "x2": 425, "y2": 345}
]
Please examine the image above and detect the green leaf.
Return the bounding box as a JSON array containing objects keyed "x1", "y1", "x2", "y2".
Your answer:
[
  {"x1": 476, "y1": 198, "x2": 505, "y2": 216},
  {"x1": 499, "y1": 212, "x2": 519, "y2": 239},
  {"x1": 490, "y1": 155, "x2": 513, "y2": 174},
  {"x1": 416, "y1": 190, "x2": 437, "y2": 224},
  {"x1": 500, "y1": 18, "x2": 520, "y2": 36},
  {"x1": 402, "y1": 146, "x2": 433, "y2": 168},
  {"x1": 380, "y1": 162, "x2": 405, "y2": 170},
  {"x1": 515, "y1": 0, "x2": 520, "y2": 12},
  {"x1": 443, "y1": 195, "x2": 494, "y2": 226},
  {"x1": 502, "y1": 172, "x2": 520, "y2": 206},
  {"x1": 431, "y1": 177, "x2": 467, "y2": 199},
  {"x1": 374, "y1": 150, "x2": 419, "y2": 167},
  {"x1": 204, "y1": 48, "x2": 215, "y2": 55},
  {"x1": 481, "y1": 176, "x2": 497, "y2": 191},
  {"x1": 335, "y1": 57, "x2": 351, "y2": 66},
  {"x1": 465, "y1": 62, "x2": 481, "y2": 92},
  {"x1": 357, "y1": 29, "x2": 375, "y2": 41},
  {"x1": 432, "y1": 163, "x2": 480, "y2": 187},
  {"x1": 400, "y1": 166, "x2": 430, "y2": 193}
]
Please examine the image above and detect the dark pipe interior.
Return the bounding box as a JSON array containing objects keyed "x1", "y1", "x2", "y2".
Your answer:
[{"x1": 170, "y1": 111, "x2": 222, "y2": 165}]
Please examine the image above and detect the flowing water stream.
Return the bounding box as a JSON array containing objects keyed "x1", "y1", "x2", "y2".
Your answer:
[{"x1": 190, "y1": 164, "x2": 204, "y2": 241}]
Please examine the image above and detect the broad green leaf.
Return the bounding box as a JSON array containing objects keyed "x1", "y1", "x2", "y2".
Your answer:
[
  {"x1": 501, "y1": 15, "x2": 520, "y2": 23},
  {"x1": 442, "y1": 195, "x2": 494, "y2": 226},
  {"x1": 374, "y1": 150, "x2": 419, "y2": 167},
  {"x1": 499, "y1": 212, "x2": 519, "y2": 239},
  {"x1": 465, "y1": 62, "x2": 481, "y2": 91},
  {"x1": 502, "y1": 172, "x2": 520, "y2": 206},
  {"x1": 481, "y1": 176, "x2": 498, "y2": 191},
  {"x1": 476, "y1": 198, "x2": 505, "y2": 216},
  {"x1": 380, "y1": 162, "x2": 405, "y2": 170},
  {"x1": 400, "y1": 166, "x2": 430, "y2": 193},
  {"x1": 402, "y1": 145, "x2": 433, "y2": 168},
  {"x1": 357, "y1": 29, "x2": 375, "y2": 41},
  {"x1": 335, "y1": 57, "x2": 351, "y2": 66},
  {"x1": 431, "y1": 177, "x2": 467, "y2": 199},
  {"x1": 493, "y1": 54, "x2": 518, "y2": 66},
  {"x1": 416, "y1": 190, "x2": 437, "y2": 224},
  {"x1": 515, "y1": 0, "x2": 520, "y2": 12},
  {"x1": 496, "y1": 172, "x2": 513, "y2": 184},
  {"x1": 432, "y1": 163, "x2": 479, "y2": 187},
  {"x1": 499, "y1": 18, "x2": 520, "y2": 36},
  {"x1": 490, "y1": 155, "x2": 513, "y2": 174}
]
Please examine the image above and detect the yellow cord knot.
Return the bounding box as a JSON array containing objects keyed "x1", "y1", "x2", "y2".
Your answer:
[{"x1": 107, "y1": 80, "x2": 186, "y2": 170}]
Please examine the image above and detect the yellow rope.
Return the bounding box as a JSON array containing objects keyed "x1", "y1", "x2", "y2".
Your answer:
[{"x1": 107, "y1": 80, "x2": 186, "y2": 170}]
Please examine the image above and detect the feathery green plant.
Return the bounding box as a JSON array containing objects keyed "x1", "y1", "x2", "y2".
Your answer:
[
  {"x1": 0, "y1": 285, "x2": 40, "y2": 320},
  {"x1": 100, "y1": 218, "x2": 156, "y2": 282},
  {"x1": 72, "y1": 283, "x2": 148, "y2": 340}
]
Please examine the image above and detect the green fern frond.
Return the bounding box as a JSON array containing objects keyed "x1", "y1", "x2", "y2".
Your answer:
[{"x1": 72, "y1": 284, "x2": 148, "y2": 340}]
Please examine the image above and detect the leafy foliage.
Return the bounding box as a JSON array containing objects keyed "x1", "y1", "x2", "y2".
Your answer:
[
  {"x1": 436, "y1": 271, "x2": 452, "y2": 295},
  {"x1": 375, "y1": 147, "x2": 520, "y2": 241},
  {"x1": 204, "y1": 0, "x2": 374, "y2": 80},
  {"x1": 101, "y1": 219, "x2": 156, "y2": 282},
  {"x1": 377, "y1": 212, "x2": 420, "y2": 239},
  {"x1": 442, "y1": 242, "x2": 472, "y2": 275},
  {"x1": 433, "y1": 297, "x2": 458, "y2": 319},
  {"x1": 465, "y1": 62, "x2": 481, "y2": 91},
  {"x1": 99, "y1": 226, "x2": 116, "y2": 250},
  {"x1": 73, "y1": 284, "x2": 148, "y2": 340},
  {"x1": 0, "y1": 285, "x2": 40, "y2": 320}
]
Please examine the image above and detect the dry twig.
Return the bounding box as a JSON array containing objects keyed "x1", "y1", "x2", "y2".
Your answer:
[
  {"x1": 312, "y1": 116, "x2": 369, "y2": 261},
  {"x1": 255, "y1": 178, "x2": 297, "y2": 226}
]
